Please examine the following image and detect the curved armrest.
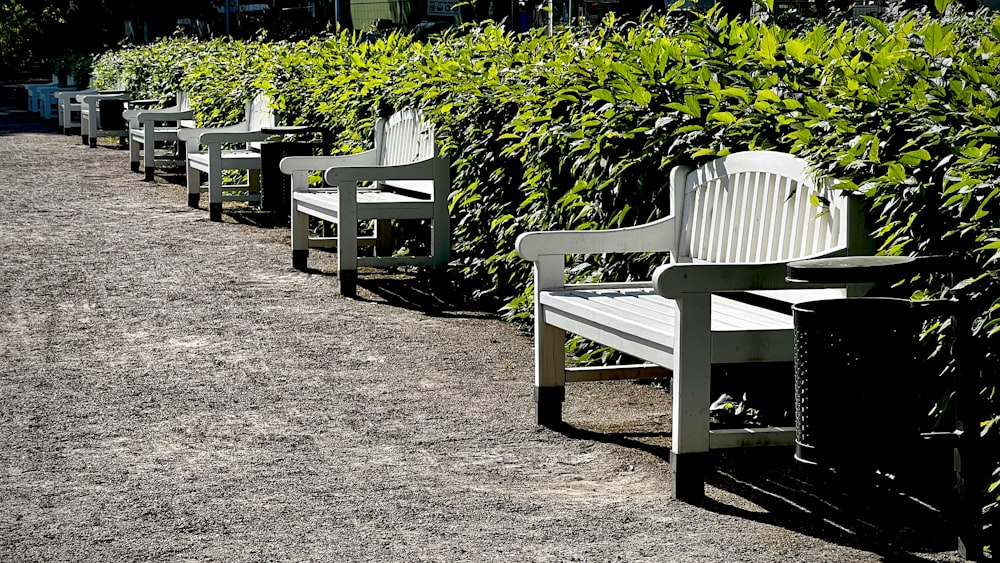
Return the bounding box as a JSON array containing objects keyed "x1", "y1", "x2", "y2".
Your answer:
[
  {"x1": 176, "y1": 123, "x2": 248, "y2": 144},
  {"x1": 128, "y1": 98, "x2": 159, "y2": 108},
  {"x1": 322, "y1": 157, "x2": 438, "y2": 185},
  {"x1": 278, "y1": 150, "x2": 379, "y2": 174},
  {"x1": 79, "y1": 93, "x2": 129, "y2": 106},
  {"x1": 135, "y1": 109, "x2": 194, "y2": 123},
  {"x1": 652, "y1": 253, "x2": 847, "y2": 298},
  {"x1": 515, "y1": 215, "x2": 676, "y2": 261},
  {"x1": 198, "y1": 129, "x2": 268, "y2": 145}
]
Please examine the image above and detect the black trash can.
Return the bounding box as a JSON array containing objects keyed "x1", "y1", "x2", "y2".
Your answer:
[
  {"x1": 259, "y1": 141, "x2": 318, "y2": 217},
  {"x1": 98, "y1": 99, "x2": 126, "y2": 131},
  {"x1": 792, "y1": 297, "x2": 924, "y2": 472}
]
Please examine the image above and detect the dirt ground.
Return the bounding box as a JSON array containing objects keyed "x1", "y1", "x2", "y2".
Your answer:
[{"x1": 0, "y1": 97, "x2": 974, "y2": 562}]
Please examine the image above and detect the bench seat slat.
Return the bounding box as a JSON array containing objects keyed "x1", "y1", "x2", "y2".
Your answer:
[{"x1": 294, "y1": 191, "x2": 438, "y2": 220}]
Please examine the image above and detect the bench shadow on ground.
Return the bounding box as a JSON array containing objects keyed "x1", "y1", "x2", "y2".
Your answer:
[{"x1": 556, "y1": 423, "x2": 965, "y2": 561}]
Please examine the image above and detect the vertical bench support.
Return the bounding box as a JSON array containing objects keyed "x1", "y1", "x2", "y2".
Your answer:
[
  {"x1": 534, "y1": 254, "x2": 567, "y2": 427},
  {"x1": 670, "y1": 292, "x2": 712, "y2": 500},
  {"x1": 336, "y1": 180, "x2": 359, "y2": 297}
]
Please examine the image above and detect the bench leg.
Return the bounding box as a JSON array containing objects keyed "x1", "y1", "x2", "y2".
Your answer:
[
  {"x1": 535, "y1": 386, "x2": 565, "y2": 427},
  {"x1": 81, "y1": 134, "x2": 88, "y2": 145},
  {"x1": 186, "y1": 163, "x2": 200, "y2": 209},
  {"x1": 535, "y1": 321, "x2": 566, "y2": 427},
  {"x1": 671, "y1": 293, "x2": 713, "y2": 501},
  {"x1": 208, "y1": 160, "x2": 223, "y2": 222},
  {"x1": 143, "y1": 129, "x2": 156, "y2": 181},
  {"x1": 339, "y1": 270, "x2": 358, "y2": 298},
  {"x1": 336, "y1": 184, "x2": 358, "y2": 297},
  {"x1": 671, "y1": 451, "x2": 708, "y2": 501},
  {"x1": 290, "y1": 204, "x2": 310, "y2": 271},
  {"x1": 129, "y1": 136, "x2": 140, "y2": 173},
  {"x1": 89, "y1": 137, "x2": 97, "y2": 148}
]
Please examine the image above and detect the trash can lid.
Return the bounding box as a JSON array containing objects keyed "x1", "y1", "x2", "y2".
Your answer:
[{"x1": 786, "y1": 255, "x2": 946, "y2": 284}]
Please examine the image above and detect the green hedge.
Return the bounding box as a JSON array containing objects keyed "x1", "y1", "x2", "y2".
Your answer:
[{"x1": 92, "y1": 7, "x2": 999, "y2": 538}]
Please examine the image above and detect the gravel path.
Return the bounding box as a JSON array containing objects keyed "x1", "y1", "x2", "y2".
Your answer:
[{"x1": 0, "y1": 100, "x2": 969, "y2": 562}]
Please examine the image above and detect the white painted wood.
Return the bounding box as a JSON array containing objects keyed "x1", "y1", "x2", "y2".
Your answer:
[
  {"x1": 125, "y1": 91, "x2": 194, "y2": 179},
  {"x1": 55, "y1": 88, "x2": 95, "y2": 132},
  {"x1": 279, "y1": 108, "x2": 451, "y2": 295},
  {"x1": 515, "y1": 150, "x2": 871, "y2": 498},
  {"x1": 24, "y1": 75, "x2": 59, "y2": 113},
  {"x1": 178, "y1": 94, "x2": 274, "y2": 220},
  {"x1": 78, "y1": 88, "x2": 130, "y2": 146}
]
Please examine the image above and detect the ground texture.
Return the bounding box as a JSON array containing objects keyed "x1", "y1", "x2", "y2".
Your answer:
[{"x1": 0, "y1": 98, "x2": 972, "y2": 562}]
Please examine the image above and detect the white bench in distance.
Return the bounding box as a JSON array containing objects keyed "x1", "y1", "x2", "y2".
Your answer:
[
  {"x1": 515, "y1": 150, "x2": 872, "y2": 501},
  {"x1": 55, "y1": 87, "x2": 96, "y2": 135},
  {"x1": 279, "y1": 108, "x2": 451, "y2": 297},
  {"x1": 24, "y1": 75, "x2": 60, "y2": 114},
  {"x1": 124, "y1": 91, "x2": 194, "y2": 181},
  {"x1": 177, "y1": 93, "x2": 273, "y2": 222},
  {"x1": 79, "y1": 88, "x2": 130, "y2": 147}
]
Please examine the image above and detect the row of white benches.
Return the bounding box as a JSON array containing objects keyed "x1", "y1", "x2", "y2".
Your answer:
[
  {"x1": 72, "y1": 90, "x2": 451, "y2": 298},
  {"x1": 34, "y1": 84, "x2": 874, "y2": 500}
]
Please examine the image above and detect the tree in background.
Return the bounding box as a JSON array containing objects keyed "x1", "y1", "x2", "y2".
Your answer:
[{"x1": 0, "y1": 0, "x2": 226, "y2": 80}]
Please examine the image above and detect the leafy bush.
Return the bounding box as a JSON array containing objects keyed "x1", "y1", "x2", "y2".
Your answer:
[{"x1": 91, "y1": 6, "x2": 1000, "y2": 537}]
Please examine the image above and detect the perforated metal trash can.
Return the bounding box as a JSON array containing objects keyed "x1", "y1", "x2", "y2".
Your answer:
[
  {"x1": 259, "y1": 141, "x2": 317, "y2": 217},
  {"x1": 792, "y1": 297, "x2": 924, "y2": 470}
]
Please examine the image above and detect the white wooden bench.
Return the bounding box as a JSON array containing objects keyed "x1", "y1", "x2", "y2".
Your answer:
[
  {"x1": 515, "y1": 151, "x2": 872, "y2": 500},
  {"x1": 78, "y1": 89, "x2": 130, "y2": 147},
  {"x1": 24, "y1": 75, "x2": 60, "y2": 115},
  {"x1": 124, "y1": 92, "x2": 194, "y2": 181},
  {"x1": 177, "y1": 93, "x2": 274, "y2": 222},
  {"x1": 279, "y1": 108, "x2": 451, "y2": 297},
  {"x1": 55, "y1": 87, "x2": 96, "y2": 135}
]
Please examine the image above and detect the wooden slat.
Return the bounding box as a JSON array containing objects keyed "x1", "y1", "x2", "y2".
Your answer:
[
  {"x1": 565, "y1": 364, "x2": 671, "y2": 383},
  {"x1": 709, "y1": 427, "x2": 795, "y2": 449}
]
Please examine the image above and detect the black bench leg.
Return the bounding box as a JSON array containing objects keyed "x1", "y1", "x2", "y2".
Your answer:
[
  {"x1": 535, "y1": 386, "x2": 565, "y2": 428},
  {"x1": 130, "y1": 161, "x2": 140, "y2": 173},
  {"x1": 209, "y1": 203, "x2": 222, "y2": 222},
  {"x1": 292, "y1": 250, "x2": 308, "y2": 271},
  {"x1": 671, "y1": 451, "x2": 708, "y2": 502},
  {"x1": 81, "y1": 134, "x2": 88, "y2": 145},
  {"x1": 187, "y1": 193, "x2": 199, "y2": 208},
  {"x1": 89, "y1": 138, "x2": 96, "y2": 148},
  {"x1": 339, "y1": 270, "x2": 358, "y2": 297},
  {"x1": 144, "y1": 169, "x2": 154, "y2": 182}
]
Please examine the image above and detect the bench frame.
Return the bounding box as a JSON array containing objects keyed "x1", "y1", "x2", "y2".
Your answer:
[
  {"x1": 79, "y1": 89, "x2": 130, "y2": 148},
  {"x1": 124, "y1": 92, "x2": 195, "y2": 181},
  {"x1": 279, "y1": 108, "x2": 450, "y2": 297},
  {"x1": 516, "y1": 151, "x2": 872, "y2": 500}
]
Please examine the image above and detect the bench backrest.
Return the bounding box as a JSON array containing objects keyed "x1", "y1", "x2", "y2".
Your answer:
[
  {"x1": 672, "y1": 151, "x2": 865, "y2": 264},
  {"x1": 373, "y1": 108, "x2": 437, "y2": 196},
  {"x1": 247, "y1": 93, "x2": 275, "y2": 149}
]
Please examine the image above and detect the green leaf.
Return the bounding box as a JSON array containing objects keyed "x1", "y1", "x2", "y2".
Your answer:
[
  {"x1": 591, "y1": 89, "x2": 614, "y2": 103},
  {"x1": 862, "y1": 16, "x2": 890, "y2": 38},
  {"x1": 934, "y1": 0, "x2": 951, "y2": 13},
  {"x1": 709, "y1": 111, "x2": 736, "y2": 125}
]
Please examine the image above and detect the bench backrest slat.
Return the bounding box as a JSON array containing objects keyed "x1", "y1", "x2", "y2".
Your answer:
[
  {"x1": 247, "y1": 93, "x2": 275, "y2": 149},
  {"x1": 679, "y1": 151, "x2": 848, "y2": 264},
  {"x1": 374, "y1": 108, "x2": 437, "y2": 197}
]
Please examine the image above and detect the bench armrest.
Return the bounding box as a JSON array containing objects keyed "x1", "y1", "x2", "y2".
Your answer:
[
  {"x1": 279, "y1": 150, "x2": 380, "y2": 175},
  {"x1": 516, "y1": 216, "x2": 677, "y2": 262},
  {"x1": 652, "y1": 253, "x2": 846, "y2": 298},
  {"x1": 322, "y1": 157, "x2": 439, "y2": 185},
  {"x1": 197, "y1": 129, "x2": 268, "y2": 145},
  {"x1": 79, "y1": 92, "x2": 129, "y2": 103},
  {"x1": 176, "y1": 123, "x2": 248, "y2": 144},
  {"x1": 135, "y1": 109, "x2": 194, "y2": 124}
]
